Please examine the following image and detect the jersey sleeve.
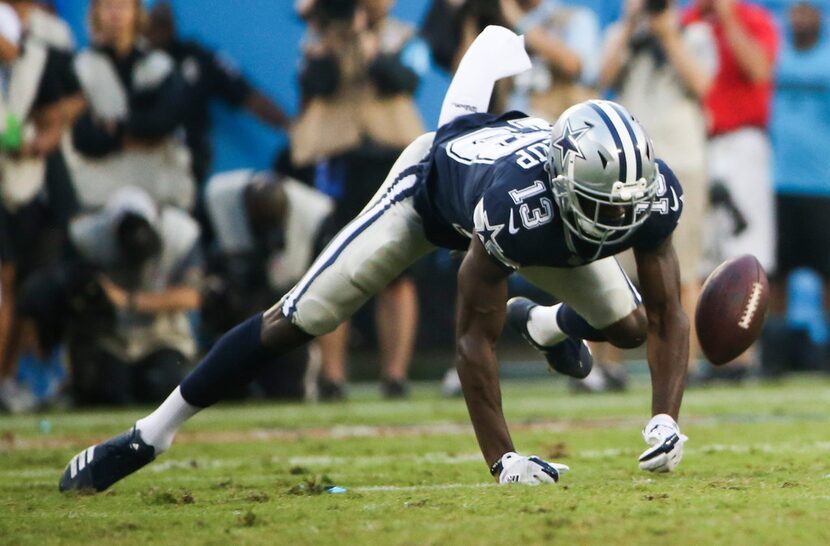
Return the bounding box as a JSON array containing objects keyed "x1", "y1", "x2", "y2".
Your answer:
[
  {"x1": 472, "y1": 174, "x2": 556, "y2": 270},
  {"x1": 473, "y1": 195, "x2": 519, "y2": 271},
  {"x1": 632, "y1": 159, "x2": 684, "y2": 251}
]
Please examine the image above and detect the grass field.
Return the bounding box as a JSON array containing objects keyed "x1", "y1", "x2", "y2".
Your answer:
[{"x1": 1, "y1": 375, "x2": 829, "y2": 545}]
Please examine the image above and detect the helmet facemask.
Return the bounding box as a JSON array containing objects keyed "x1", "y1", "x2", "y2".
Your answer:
[
  {"x1": 545, "y1": 100, "x2": 661, "y2": 258},
  {"x1": 547, "y1": 157, "x2": 658, "y2": 251}
]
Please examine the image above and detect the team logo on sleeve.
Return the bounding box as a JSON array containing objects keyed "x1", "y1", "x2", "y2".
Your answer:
[
  {"x1": 670, "y1": 187, "x2": 682, "y2": 212},
  {"x1": 473, "y1": 199, "x2": 519, "y2": 270},
  {"x1": 475, "y1": 205, "x2": 504, "y2": 246},
  {"x1": 508, "y1": 209, "x2": 521, "y2": 234},
  {"x1": 552, "y1": 120, "x2": 589, "y2": 164}
]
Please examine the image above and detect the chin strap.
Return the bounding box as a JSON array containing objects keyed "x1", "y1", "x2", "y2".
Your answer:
[{"x1": 563, "y1": 222, "x2": 608, "y2": 263}]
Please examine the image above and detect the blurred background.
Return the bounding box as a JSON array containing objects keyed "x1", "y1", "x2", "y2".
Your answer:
[
  {"x1": 1, "y1": 0, "x2": 829, "y2": 413},
  {"x1": 45, "y1": 1, "x2": 810, "y2": 174}
]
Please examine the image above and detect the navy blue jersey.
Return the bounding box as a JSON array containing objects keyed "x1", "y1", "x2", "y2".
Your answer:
[{"x1": 412, "y1": 112, "x2": 683, "y2": 269}]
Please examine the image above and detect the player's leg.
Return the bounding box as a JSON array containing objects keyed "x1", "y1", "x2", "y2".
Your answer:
[
  {"x1": 376, "y1": 275, "x2": 418, "y2": 398},
  {"x1": 530, "y1": 258, "x2": 646, "y2": 346},
  {"x1": 163, "y1": 133, "x2": 435, "y2": 429},
  {"x1": 59, "y1": 133, "x2": 437, "y2": 492},
  {"x1": 317, "y1": 322, "x2": 350, "y2": 400},
  {"x1": 59, "y1": 313, "x2": 316, "y2": 492},
  {"x1": 508, "y1": 258, "x2": 646, "y2": 377},
  {"x1": 574, "y1": 249, "x2": 641, "y2": 392},
  {"x1": 60, "y1": 205, "x2": 430, "y2": 490}
]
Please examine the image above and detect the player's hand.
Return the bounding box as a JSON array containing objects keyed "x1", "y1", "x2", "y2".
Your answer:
[
  {"x1": 638, "y1": 414, "x2": 688, "y2": 473},
  {"x1": 495, "y1": 452, "x2": 569, "y2": 484}
]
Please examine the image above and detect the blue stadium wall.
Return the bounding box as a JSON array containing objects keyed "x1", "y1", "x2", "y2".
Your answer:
[{"x1": 52, "y1": 0, "x2": 803, "y2": 175}]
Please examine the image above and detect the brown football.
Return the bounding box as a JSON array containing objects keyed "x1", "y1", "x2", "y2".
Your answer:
[{"x1": 695, "y1": 255, "x2": 769, "y2": 365}]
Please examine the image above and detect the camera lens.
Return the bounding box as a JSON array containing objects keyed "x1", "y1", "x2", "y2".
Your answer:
[{"x1": 646, "y1": 0, "x2": 668, "y2": 13}]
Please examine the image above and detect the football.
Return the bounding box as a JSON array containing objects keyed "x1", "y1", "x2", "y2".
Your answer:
[{"x1": 695, "y1": 255, "x2": 769, "y2": 365}]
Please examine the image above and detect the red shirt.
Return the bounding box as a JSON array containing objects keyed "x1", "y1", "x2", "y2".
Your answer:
[{"x1": 683, "y1": 2, "x2": 778, "y2": 135}]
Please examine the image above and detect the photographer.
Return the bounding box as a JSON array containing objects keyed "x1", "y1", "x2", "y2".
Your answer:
[
  {"x1": 202, "y1": 169, "x2": 333, "y2": 399},
  {"x1": 0, "y1": 1, "x2": 84, "y2": 412},
  {"x1": 601, "y1": 0, "x2": 716, "y2": 100},
  {"x1": 292, "y1": 0, "x2": 425, "y2": 172},
  {"x1": 500, "y1": 0, "x2": 600, "y2": 119},
  {"x1": 684, "y1": 0, "x2": 778, "y2": 376},
  {"x1": 145, "y1": 1, "x2": 290, "y2": 186},
  {"x1": 585, "y1": 0, "x2": 717, "y2": 388},
  {"x1": 19, "y1": 186, "x2": 202, "y2": 406},
  {"x1": 291, "y1": 0, "x2": 427, "y2": 399},
  {"x1": 66, "y1": 0, "x2": 194, "y2": 211}
]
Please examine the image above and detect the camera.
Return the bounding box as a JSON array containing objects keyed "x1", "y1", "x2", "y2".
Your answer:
[
  {"x1": 17, "y1": 263, "x2": 116, "y2": 353},
  {"x1": 312, "y1": 0, "x2": 358, "y2": 24},
  {"x1": 645, "y1": 0, "x2": 669, "y2": 14}
]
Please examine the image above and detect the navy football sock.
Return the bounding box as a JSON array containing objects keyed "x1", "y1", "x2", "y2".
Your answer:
[
  {"x1": 180, "y1": 313, "x2": 274, "y2": 407},
  {"x1": 556, "y1": 304, "x2": 607, "y2": 342}
]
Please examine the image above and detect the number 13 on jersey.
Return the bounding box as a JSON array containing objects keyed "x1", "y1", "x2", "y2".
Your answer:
[{"x1": 509, "y1": 180, "x2": 554, "y2": 231}]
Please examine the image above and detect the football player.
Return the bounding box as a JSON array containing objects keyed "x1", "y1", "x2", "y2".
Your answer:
[{"x1": 59, "y1": 27, "x2": 689, "y2": 490}]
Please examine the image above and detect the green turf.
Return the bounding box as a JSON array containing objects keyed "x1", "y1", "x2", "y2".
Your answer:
[{"x1": 1, "y1": 376, "x2": 829, "y2": 545}]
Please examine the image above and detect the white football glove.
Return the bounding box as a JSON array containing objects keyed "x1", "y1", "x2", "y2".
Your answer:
[
  {"x1": 494, "y1": 452, "x2": 570, "y2": 485},
  {"x1": 638, "y1": 414, "x2": 688, "y2": 473}
]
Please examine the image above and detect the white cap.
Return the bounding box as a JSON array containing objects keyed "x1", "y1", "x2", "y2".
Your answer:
[{"x1": 105, "y1": 185, "x2": 160, "y2": 226}]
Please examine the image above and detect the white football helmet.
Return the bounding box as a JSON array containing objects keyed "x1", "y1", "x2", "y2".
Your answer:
[{"x1": 545, "y1": 100, "x2": 659, "y2": 257}]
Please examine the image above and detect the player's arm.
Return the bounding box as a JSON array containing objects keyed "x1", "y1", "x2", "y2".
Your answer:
[
  {"x1": 456, "y1": 235, "x2": 514, "y2": 469},
  {"x1": 633, "y1": 234, "x2": 689, "y2": 420},
  {"x1": 457, "y1": 235, "x2": 567, "y2": 484},
  {"x1": 633, "y1": 234, "x2": 690, "y2": 472}
]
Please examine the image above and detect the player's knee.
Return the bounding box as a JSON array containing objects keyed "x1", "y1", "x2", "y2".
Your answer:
[
  {"x1": 261, "y1": 306, "x2": 317, "y2": 350},
  {"x1": 603, "y1": 307, "x2": 648, "y2": 349}
]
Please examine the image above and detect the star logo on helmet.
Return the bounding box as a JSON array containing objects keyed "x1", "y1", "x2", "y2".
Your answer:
[{"x1": 553, "y1": 121, "x2": 589, "y2": 164}]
